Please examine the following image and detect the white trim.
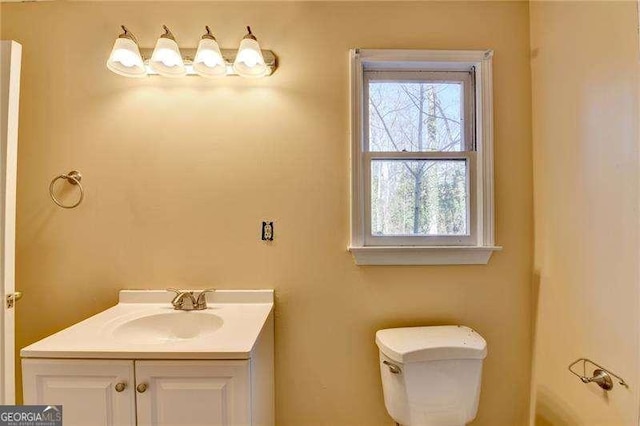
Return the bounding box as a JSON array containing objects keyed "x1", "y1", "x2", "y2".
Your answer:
[
  {"x1": 357, "y1": 49, "x2": 493, "y2": 71},
  {"x1": 349, "y1": 49, "x2": 365, "y2": 247},
  {"x1": 348, "y1": 246, "x2": 502, "y2": 266},
  {"x1": 0, "y1": 40, "x2": 20, "y2": 404},
  {"x1": 476, "y1": 52, "x2": 496, "y2": 247},
  {"x1": 349, "y1": 49, "x2": 497, "y2": 265}
]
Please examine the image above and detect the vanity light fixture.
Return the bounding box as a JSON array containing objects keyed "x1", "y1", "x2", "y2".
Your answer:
[
  {"x1": 106, "y1": 26, "x2": 146, "y2": 78},
  {"x1": 233, "y1": 26, "x2": 268, "y2": 78},
  {"x1": 106, "y1": 25, "x2": 277, "y2": 78},
  {"x1": 193, "y1": 26, "x2": 226, "y2": 78},
  {"x1": 149, "y1": 25, "x2": 186, "y2": 77}
]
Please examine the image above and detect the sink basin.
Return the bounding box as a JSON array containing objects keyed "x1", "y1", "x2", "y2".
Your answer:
[
  {"x1": 21, "y1": 290, "x2": 273, "y2": 359},
  {"x1": 112, "y1": 311, "x2": 224, "y2": 344}
]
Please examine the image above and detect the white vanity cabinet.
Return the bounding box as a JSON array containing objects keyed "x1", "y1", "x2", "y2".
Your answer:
[
  {"x1": 23, "y1": 359, "x2": 253, "y2": 426},
  {"x1": 22, "y1": 359, "x2": 136, "y2": 426},
  {"x1": 20, "y1": 290, "x2": 275, "y2": 426},
  {"x1": 136, "y1": 360, "x2": 251, "y2": 426}
]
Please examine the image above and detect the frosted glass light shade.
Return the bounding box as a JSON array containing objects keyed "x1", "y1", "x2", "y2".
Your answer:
[
  {"x1": 106, "y1": 37, "x2": 146, "y2": 78},
  {"x1": 149, "y1": 37, "x2": 186, "y2": 77},
  {"x1": 193, "y1": 38, "x2": 226, "y2": 78},
  {"x1": 233, "y1": 37, "x2": 267, "y2": 78}
]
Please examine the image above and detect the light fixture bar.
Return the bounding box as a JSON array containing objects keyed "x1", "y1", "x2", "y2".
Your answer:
[{"x1": 139, "y1": 48, "x2": 277, "y2": 77}]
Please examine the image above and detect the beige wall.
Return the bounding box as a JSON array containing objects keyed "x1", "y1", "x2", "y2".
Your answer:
[
  {"x1": 1, "y1": 1, "x2": 533, "y2": 424},
  {"x1": 530, "y1": 1, "x2": 640, "y2": 425}
]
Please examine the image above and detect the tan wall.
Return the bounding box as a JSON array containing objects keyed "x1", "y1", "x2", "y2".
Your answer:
[
  {"x1": 1, "y1": 2, "x2": 533, "y2": 424},
  {"x1": 530, "y1": 1, "x2": 640, "y2": 425}
]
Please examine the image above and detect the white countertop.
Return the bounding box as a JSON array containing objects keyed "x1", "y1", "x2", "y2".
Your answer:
[{"x1": 21, "y1": 290, "x2": 274, "y2": 360}]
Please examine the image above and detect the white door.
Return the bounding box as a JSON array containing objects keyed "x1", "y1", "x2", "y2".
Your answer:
[
  {"x1": 0, "y1": 40, "x2": 21, "y2": 405},
  {"x1": 530, "y1": 2, "x2": 640, "y2": 424},
  {"x1": 135, "y1": 360, "x2": 251, "y2": 426},
  {"x1": 22, "y1": 359, "x2": 136, "y2": 426}
]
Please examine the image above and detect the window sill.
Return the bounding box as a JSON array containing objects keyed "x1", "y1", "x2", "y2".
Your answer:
[{"x1": 348, "y1": 245, "x2": 502, "y2": 266}]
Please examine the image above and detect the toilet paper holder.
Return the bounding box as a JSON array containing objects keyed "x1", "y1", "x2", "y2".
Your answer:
[{"x1": 568, "y1": 358, "x2": 628, "y2": 391}]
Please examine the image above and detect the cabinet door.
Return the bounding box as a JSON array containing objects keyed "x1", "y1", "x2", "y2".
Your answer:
[
  {"x1": 22, "y1": 359, "x2": 136, "y2": 426},
  {"x1": 135, "y1": 360, "x2": 251, "y2": 426}
]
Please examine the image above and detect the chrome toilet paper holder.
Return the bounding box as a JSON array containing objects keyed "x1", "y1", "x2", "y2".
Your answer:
[{"x1": 568, "y1": 358, "x2": 628, "y2": 391}]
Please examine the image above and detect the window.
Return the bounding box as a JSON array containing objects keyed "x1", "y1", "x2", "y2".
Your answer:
[{"x1": 349, "y1": 50, "x2": 501, "y2": 265}]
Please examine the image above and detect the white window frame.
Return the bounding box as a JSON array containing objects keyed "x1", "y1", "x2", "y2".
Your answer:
[{"x1": 348, "y1": 49, "x2": 502, "y2": 265}]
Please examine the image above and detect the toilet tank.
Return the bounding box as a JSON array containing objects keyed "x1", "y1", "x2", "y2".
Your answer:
[{"x1": 376, "y1": 326, "x2": 487, "y2": 426}]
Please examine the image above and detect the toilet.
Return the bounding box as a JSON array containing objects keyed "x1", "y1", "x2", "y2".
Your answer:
[{"x1": 376, "y1": 325, "x2": 487, "y2": 426}]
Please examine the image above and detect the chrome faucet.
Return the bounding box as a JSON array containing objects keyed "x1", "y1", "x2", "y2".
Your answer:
[{"x1": 167, "y1": 288, "x2": 215, "y2": 311}]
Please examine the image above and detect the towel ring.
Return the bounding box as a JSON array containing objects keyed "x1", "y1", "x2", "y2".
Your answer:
[{"x1": 49, "y1": 170, "x2": 84, "y2": 209}]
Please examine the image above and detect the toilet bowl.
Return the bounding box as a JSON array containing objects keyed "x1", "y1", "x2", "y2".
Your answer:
[{"x1": 376, "y1": 325, "x2": 487, "y2": 426}]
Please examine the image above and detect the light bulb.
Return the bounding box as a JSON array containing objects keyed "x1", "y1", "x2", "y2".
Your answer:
[
  {"x1": 233, "y1": 26, "x2": 267, "y2": 78},
  {"x1": 113, "y1": 50, "x2": 138, "y2": 68},
  {"x1": 239, "y1": 50, "x2": 259, "y2": 68},
  {"x1": 106, "y1": 26, "x2": 146, "y2": 78}
]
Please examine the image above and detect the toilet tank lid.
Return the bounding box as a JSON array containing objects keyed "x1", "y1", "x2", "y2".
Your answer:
[{"x1": 375, "y1": 325, "x2": 487, "y2": 363}]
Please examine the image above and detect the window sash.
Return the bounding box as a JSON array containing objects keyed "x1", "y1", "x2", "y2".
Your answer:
[
  {"x1": 363, "y1": 151, "x2": 477, "y2": 246},
  {"x1": 361, "y1": 69, "x2": 477, "y2": 247},
  {"x1": 363, "y1": 70, "x2": 475, "y2": 153}
]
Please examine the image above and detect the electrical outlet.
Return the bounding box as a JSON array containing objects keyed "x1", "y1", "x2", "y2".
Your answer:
[{"x1": 261, "y1": 221, "x2": 274, "y2": 241}]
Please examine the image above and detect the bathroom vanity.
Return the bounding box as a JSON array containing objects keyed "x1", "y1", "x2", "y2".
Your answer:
[{"x1": 21, "y1": 290, "x2": 274, "y2": 426}]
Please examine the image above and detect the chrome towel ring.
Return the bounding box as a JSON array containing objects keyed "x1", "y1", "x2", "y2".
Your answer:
[{"x1": 49, "y1": 170, "x2": 84, "y2": 209}]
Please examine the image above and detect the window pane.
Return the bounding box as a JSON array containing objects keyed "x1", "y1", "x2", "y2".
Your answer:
[
  {"x1": 368, "y1": 81, "x2": 464, "y2": 152},
  {"x1": 371, "y1": 160, "x2": 468, "y2": 236}
]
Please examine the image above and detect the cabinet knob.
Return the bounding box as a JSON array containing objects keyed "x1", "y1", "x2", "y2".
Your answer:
[
  {"x1": 136, "y1": 383, "x2": 148, "y2": 393},
  {"x1": 114, "y1": 382, "x2": 127, "y2": 392}
]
